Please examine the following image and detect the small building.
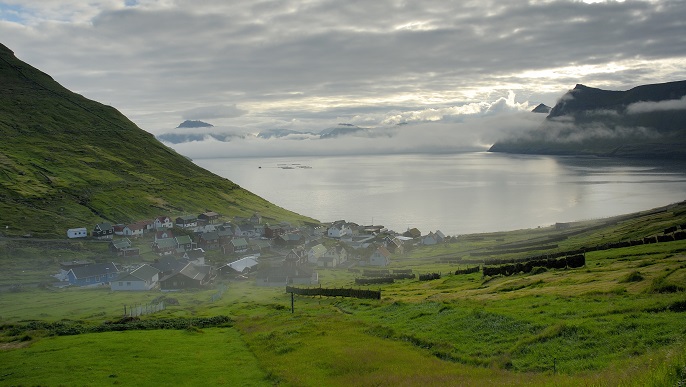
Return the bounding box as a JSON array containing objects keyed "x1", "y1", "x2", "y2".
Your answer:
[
  {"x1": 67, "y1": 262, "x2": 121, "y2": 286},
  {"x1": 111, "y1": 264, "x2": 160, "y2": 291},
  {"x1": 176, "y1": 215, "x2": 198, "y2": 229},
  {"x1": 403, "y1": 228, "x2": 422, "y2": 239},
  {"x1": 218, "y1": 255, "x2": 259, "y2": 277},
  {"x1": 255, "y1": 264, "x2": 318, "y2": 287},
  {"x1": 198, "y1": 211, "x2": 220, "y2": 224},
  {"x1": 154, "y1": 216, "x2": 173, "y2": 229},
  {"x1": 92, "y1": 222, "x2": 114, "y2": 240},
  {"x1": 328, "y1": 223, "x2": 352, "y2": 238},
  {"x1": 122, "y1": 222, "x2": 146, "y2": 238},
  {"x1": 198, "y1": 231, "x2": 221, "y2": 250},
  {"x1": 307, "y1": 244, "x2": 328, "y2": 264},
  {"x1": 159, "y1": 263, "x2": 213, "y2": 291},
  {"x1": 175, "y1": 235, "x2": 194, "y2": 252},
  {"x1": 363, "y1": 246, "x2": 391, "y2": 267},
  {"x1": 67, "y1": 228, "x2": 88, "y2": 239},
  {"x1": 153, "y1": 237, "x2": 177, "y2": 256}
]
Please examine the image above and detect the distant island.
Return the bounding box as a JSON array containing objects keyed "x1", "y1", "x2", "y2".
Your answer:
[
  {"x1": 177, "y1": 120, "x2": 214, "y2": 128},
  {"x1": 490, "y1": 80, "x2": 686, "y2": 159}
]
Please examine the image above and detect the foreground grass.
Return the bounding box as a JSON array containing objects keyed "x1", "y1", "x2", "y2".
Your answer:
[
  {"x1": 0, "y1": 328, "x2": 269, "y2": 386},
  {"x1": 2, "y1": 204, "x2": 686, "y2": 385}
]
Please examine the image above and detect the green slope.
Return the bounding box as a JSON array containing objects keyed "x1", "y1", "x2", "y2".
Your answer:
[{"x1": 0, "y1": 43, "x2": 315, "y2": 237}]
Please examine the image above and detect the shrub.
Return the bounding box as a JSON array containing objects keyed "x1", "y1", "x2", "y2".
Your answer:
[
  {"x1": 531, "y1": 266, "x2": 548, "y2": 275},
  {"x1": 620, "y1": 271, "x2": 644, "y2": 283}
]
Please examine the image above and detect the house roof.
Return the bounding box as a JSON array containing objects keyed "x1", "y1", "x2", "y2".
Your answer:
[
  {"x1": 177, "y1": 215, "x2": 197, "y2": 222},
  {"x1": 155, "y1": 237, "x2": 177, "y2": 249},
  {"x1": 70, "y1": 262, "x2": 120, "y2": 279},
  {"x1": 95, "y1": 222, "x2": 113, "y2": 231},
  {"x1": 232, "y1": 238, "x2": 248, "y2": 248},
  {"x1": 226, "y1": 256, "x2": 259, "y2": 272},
  {"x1": 150, "y1": 257, "x2": 187, "y2": 273},
  {"x1": 115, "y1": 264, "x2": 159, "y2": 282},
  {"x1": 178, "y1": 263, "x2": 207, "y2": 281},
  {"x1": 156, "y1": 216, "x2": 171, "y2": 222},
  {"x1": 111, "y1": 238, "x2": 132, "y2": 250},
  {"x1": 309, "y1": 244, "x2": 327, "y2": 258},
  {"x1": 185, "y1": 248, "x2": 205, "y2": 259},
  {"x1": 175, "y1": 235, "x2": 192, "y2": 245},
  {"x1": 375, "y1": 246, "x2": 392, "y2": 258}
]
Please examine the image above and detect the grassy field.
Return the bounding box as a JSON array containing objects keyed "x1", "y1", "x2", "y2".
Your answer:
[{"x1": 1, "y1": 204, "x2": 686, "y2": 386}]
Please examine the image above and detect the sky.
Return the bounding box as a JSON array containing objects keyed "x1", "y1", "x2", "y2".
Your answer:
[{"x1": 1, "y1": 0, "x2": 686, "y2": 157}]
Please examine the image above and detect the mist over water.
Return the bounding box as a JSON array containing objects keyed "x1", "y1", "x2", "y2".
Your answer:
[{"x1": 194, "y1": 152, "x2": 686, "y2": 235}]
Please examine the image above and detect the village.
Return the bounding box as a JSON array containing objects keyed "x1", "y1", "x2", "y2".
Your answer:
[{"x1": 60, "y1": 212, "x2": 450, "y2": 292}]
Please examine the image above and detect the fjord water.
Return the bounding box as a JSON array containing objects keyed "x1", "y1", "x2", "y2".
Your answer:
[{"x1": 194, "y1": 152, "x2": 686, "y2": 236}]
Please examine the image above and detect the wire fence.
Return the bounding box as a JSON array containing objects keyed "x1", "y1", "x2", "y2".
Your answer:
[{"x1": 123, "y1": 301, "x2": 165, "y2": 317}]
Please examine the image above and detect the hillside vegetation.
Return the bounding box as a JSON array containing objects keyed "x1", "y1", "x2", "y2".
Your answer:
[
  {"x1": 0, "y1": 43, "x2": 315, "y2": 237},
  {"x1": 1, "y1": 202, "x2": 685, "y2": 386}
]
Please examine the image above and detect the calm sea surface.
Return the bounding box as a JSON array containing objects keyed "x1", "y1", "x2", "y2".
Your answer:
[{"x1": 194, "y1": 152, "x2": 686, "y2": 236}]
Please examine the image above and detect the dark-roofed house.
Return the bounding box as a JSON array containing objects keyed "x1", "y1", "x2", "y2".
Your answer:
[
  {"x1": 176, "y1": 215, "x2": 198, "y2": 229},
  {"x1": 92, "y1": 222, "x2": 114, "y2": 240},
  {"x1": 175, "y1": 235, "x2": 194, "y2": 252},
  {"x1": 255, "y1": 263, "x2": 318, "y2": 287},
  {"x1": 67, "y1": 262, "x2": 121, "y2": 286},
  {"x1": 159, "y1": 263, "x2": 213, "y2": 290},
  {"x1": 111, "y1": 264, "x2": 160, "y2": 291},
  {"x1": 198, "y1": 231, "x2": 221, "y2": 250},
  {"x1": 198, "y1": 211, "x2": 220, "y2": 224},
  {"x1": 153, "y1": 237, "x2": 177, "y2": 256},
  {"x1": 225, "y1": 238, "x2": 248, "y2": 255},
  {"x1": 109, "y1": 238, "x2": 140, "y2": 257}
]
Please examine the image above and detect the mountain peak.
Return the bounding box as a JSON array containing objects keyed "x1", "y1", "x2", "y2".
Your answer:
[{"x1": 177, "y1": 120, "x2": 214, "y2": 128}]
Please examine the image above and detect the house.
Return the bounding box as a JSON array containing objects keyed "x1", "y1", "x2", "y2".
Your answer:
[
  {"x1": 198, "y1": 211, "x2": 220, "y2": 224},
  {"x1": 155, "y1": 229, "x2": 174, "y2": 241},
  {"x1": 175, "y1": 235, "x2": 194, "y2": 251},
  {"x1": 403, "y1": 227, "x2": 422, "y2": 239},
  {"x1": 92, "y1": 222, "x2": 114, "y2": 240},
  {"x1": 275, "y1": 233, "x2": 303, "y2": 246},
  {"x1": 109, "y1": 238, "x2": 139, "y2": 257},
  {"x1": 307, "y1": 244, "x2": 328, "y2": 264},
  {"x1": 218, "y1": 255, "x2": 259, "y2": 277},
  {"x1": 234, "y1": 223, "x2": 257, "y2": 238},
  {"x1": 363, "y1": 246, "x2": 391, "y2": 267},
  {"x1": 385, "y1": 237, "x2": 405, "y2": 254},
  {"x1": 328, "y1": 223, "x2": 352, "y2": 238},
  {"x1": 122, "y1": 222, "x2": 146, "y2": 238},
  {"x1": 150, "y1": 256, "x2": 188, "y2": 278},
  {"x1": 67, "y1": 262, "x2": 121, "y2": 286},
  {"x1": 67, "y1": 228, "x2": 88, "y2": 239},
  {"x1": 422, "y1": 232, "x2": 438, "y2": 246},
  {"x1": 250, "y1": 213, "x2": 262, "y2": 224},
  {"x1": 255, "y1": 263, "x2": 318, "y2": 287},
  {"x1": 176, "y1": 215, "x2": 198, "y2": 228},
  {"x1": 227, "y1": 238, "x2": 249, "y2": 255},
  {"x1": 111, "y1": 264, "x2": 160, "y2": 291},
  {"x1": 180, "y1": 248, "x2": 205, "y2": 265},
  {"x1": 154, "y1": 216, "x2": 173, "y2": 229},
  {"x1": 249, "y1": 238, "x2": 272, "y2": 253},
  {"x1": 318, "y1": 246, "x2": 348, "y2": 268},
  {"x1": 113, "y1": 224, "x2": 126, "y2": 236},
  {"x1": 152, "y1": 237, "x2": 177, "y2": 256},
  {"x1": 159, "y1": 263, "x2": 213, "y2": 291},
  {"x1": 264, "y1": 225, "x2": 285, "y2": 239},
  {"x1": 285, "y1": 248, "x2": 307, "y2": 266},
  {"x1": 198, "y1": 231, "x2": 221, "y2": 250}
]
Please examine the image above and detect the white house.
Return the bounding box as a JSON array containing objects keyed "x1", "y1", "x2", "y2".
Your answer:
[
  {"x1": 154, "y1": 216, "x2": 173, "y2": 229},
  {"x1": 364, "y1": 246, "x2": 391, "y2": 267},
  {"x1": 123, "y1": 222, "x2": 145, "y2": 238},
  {"x1": 328, "y1": 224, "x2": 352, "y2": 238},
  {"x1": 67, "y1": 228, "x2": 88, "y2": 239},
  {"x1": 307, "y1": 244, "x2": 328, "y2": 264},
  {"x1": 111, "y1": 264, "x2": 160, "y2": 291},
  {"x1": 318, "y1": 246, "x2": 348, "y2": 268}
]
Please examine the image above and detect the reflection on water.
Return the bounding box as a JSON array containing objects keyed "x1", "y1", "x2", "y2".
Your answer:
[{"x1": 194, "y1": 153, "x2": 686, "y2": 235}]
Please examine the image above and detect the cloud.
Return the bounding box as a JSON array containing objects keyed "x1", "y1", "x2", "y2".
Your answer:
[
  {"x1": 162, "y1": 110, "x2": 545, "y2": 158},
  {"x1": 626, "y1": 95, "x2": 686, "y2": 114},
  {"x1": 181, "y1": 104, "x2": 248, "y2": 120},
  {"x1": 1, "y1": 0, "x2": 685, "y2": 140}
]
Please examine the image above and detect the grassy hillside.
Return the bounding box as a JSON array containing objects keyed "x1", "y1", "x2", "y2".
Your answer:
[
  {"x1": 0, "y1": 43, "x2": 315, "y2": 237},
  {"x1": 1, "y1": 203, "x2": 685, "y2": 385}
]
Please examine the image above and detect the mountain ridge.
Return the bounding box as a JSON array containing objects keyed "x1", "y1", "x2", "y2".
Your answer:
[
  {"x1": 489, "y1": 80, "x2": 686, "y2": 158},
  {"x1": 0, "y1": 42, "x2": 315, "y2": 237}
]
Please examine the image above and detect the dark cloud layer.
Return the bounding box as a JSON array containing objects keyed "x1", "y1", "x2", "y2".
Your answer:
[{"x1": 1, "y1": 0, "x2": 685, "y2": 155}]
